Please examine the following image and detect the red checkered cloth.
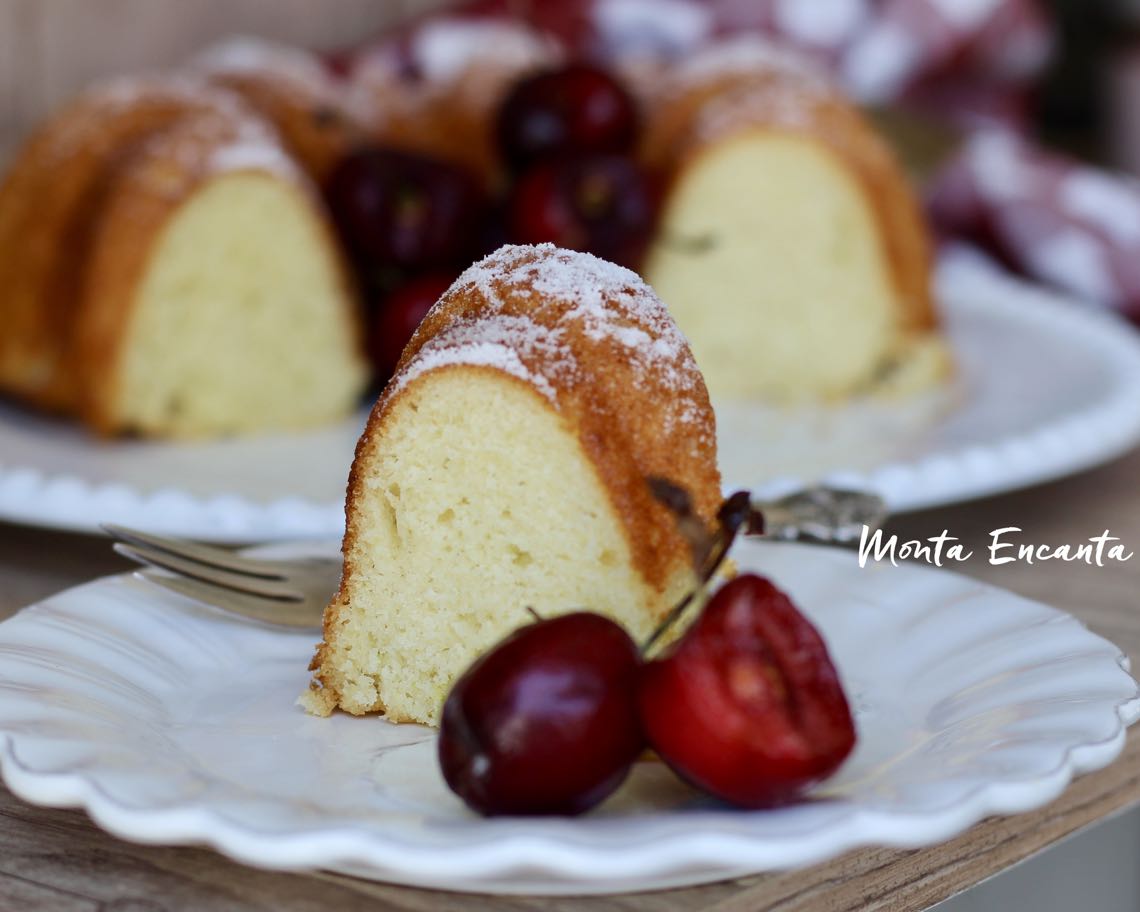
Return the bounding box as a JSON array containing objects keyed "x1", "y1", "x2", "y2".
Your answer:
[{"x1": 928, "y1": 131, "x2": 1140, "y2": 321}]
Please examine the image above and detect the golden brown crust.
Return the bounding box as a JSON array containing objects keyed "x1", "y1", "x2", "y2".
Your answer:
[
  {"x1": 0, "y1": 78, "x2": 257, "y2": 413},
  {"x1": 640, "y1": 58, "x2": 936, "y2": 334}
]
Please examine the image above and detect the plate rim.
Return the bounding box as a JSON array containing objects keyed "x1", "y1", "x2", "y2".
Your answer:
[{"x1": 0, "y1": 540, "x2": 1135, "y2": 895}]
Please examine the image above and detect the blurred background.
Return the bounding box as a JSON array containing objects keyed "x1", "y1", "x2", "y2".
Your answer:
[
  {"x1": 0, "y1": 0, "x2": 1134, "y2": 167},
  {"x1": 0, "y1": 0, "x2": 1134, "y2": 168}
]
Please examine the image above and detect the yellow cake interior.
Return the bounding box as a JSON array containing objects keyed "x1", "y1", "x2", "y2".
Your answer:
[
  {"x1": 645, "y1": 132, "x2": 905, "y2": 401},
  {"x1": 306, "y1": 366, "x2": 693, "y2": 725},
  {"x1": 109, "y1": 172, "x2": 365, "y2": 436}
]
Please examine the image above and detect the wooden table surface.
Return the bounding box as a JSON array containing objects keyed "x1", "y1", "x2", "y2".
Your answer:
[{"x1": 0, "y1": 447, "x2": 1137, "y2": 911}]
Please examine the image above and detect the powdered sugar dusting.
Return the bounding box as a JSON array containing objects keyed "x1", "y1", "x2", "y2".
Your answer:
[
  {"x1": 692, "y1": 80, "x2": 819, "y2": 142},
  {"x1": 668, "y1": 36, "x2": 833, "y2": 95},
  {"x1": 395, "y1": 337, "x2": 557, "y2": 401},
  {"x1": 40, "y1": 75, "x2": 261, "y2": 167},
  {"x1": 394, "y1": 244, "x2": 707, "y2": 434},
  {"x1": 115, "y1": 97, "x2": 305, "y2": 185},
  {"x1": 208, "y1": 133, "x2": 299, "y2": 177},
  {"x1": 469, "y1": 244, "x2": 692, "y2": 372},
  {"x1": 392, "y1": 312, "x2": 569, "y2": 403},
  {"x1": 656, "y1": 36, "x2": 835, "y2": 140},
  {"x1": 89, "y1": 74, "x2": 247, "y2": 117}
]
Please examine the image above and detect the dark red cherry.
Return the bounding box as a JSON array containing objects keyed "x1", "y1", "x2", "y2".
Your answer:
[
  {"x1": 497, "y1": 64, "x2": 638, "y2": 171},
  {"x1": 639, "y1": 574, "x2": 856, "y2": 808},
  {"x1": 324, "y1": 147, "x2": 484, "y2": 272},
  {"x1": 370, "y1": 272, "x2": 455, "y2": 383},
  {"x1": 507, "y1": 154, "x2": 658, "y2": 269},
  {"x1": 439, "y1": 612, "x2": 644, "y2": 816}
]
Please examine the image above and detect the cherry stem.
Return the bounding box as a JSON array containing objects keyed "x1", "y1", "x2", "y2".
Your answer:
[
  {"x1": 525, "y1": 606, "x2": 543, "y2": 623},
  {"x1": 641, "y1": 480, "x2": 756, "y2": 656}
]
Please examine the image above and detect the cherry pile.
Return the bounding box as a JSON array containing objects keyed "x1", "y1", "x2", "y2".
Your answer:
[
  {"x1": 438, "y1": 487, "x2": 857, "y2": 816},
  {"x1": 322, "y1": 63, "x2": 659, "y2": 388}
]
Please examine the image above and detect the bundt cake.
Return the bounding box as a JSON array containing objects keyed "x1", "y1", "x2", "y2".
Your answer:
[
  {"x1": 0, "y1": 78, "x2": 247, "y2": 414},
  {"x1": 0, "y1": 76, "x2": 367, "y2": 437},
  {"x1": 0, "y1": 24, "x2": 946, "y2": 439},
  {"x1": 302, "y1": 243, "x2": 721, "y2": 724},
  {"x1": 639, "y1": 38, "x2": 947, "y2": 401}
]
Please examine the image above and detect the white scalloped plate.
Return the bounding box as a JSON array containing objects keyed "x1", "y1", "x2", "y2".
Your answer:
[
  {"x1": 0, "y1": 539, "x2": 1134, "y2": 895},
  {"x1": 2, "y1": 252, "x2": 1140, "y2": 541}
]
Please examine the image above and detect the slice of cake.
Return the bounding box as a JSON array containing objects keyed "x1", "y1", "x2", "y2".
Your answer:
[
  {"x1": 303, "y1": 243, "x2": 721, "y2": 725},
  {"x1": 0, "y1": 78, "x2": 251, "y2": 413},
  {"x1": 640, "y1": 39, "x2": 947, "y2": 401},
  {"x1": 74, "y1": 109, "x2": 366, "y2": 436},
  {"x1": 0, "y1": 76, "x2": 367, "y2": 437}
]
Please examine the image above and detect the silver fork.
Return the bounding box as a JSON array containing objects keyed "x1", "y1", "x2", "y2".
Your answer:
[
  {"x1": 104, "y1": 487, "x2": 885, "y2": 630},
  {"x1": 105, "y1": 524, "x2": 340, "y2": 629}
]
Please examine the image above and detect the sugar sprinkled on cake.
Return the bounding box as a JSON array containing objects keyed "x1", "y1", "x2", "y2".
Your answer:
[
  {"x1": 203, "y1": 111, "x2": 303, "y2": 179},
  {"x1": 668, "y1": 36, "x2": 832, "y2": 95},
  {"x1": 88, "y1": 74, "x2": 250, "y2": 118},
  {"x1": 468, "y1": 246, "x2": 687, "y2": 353},
  {"x1": 37, "y1": 76, "x2": 263, "y2": 167},
  {"x1": 645, "y1": 37, "x2": 838, "y2": 150},
  {"x1": 393, "y1": 312, "x2": 570, "y2": 403},
  {"x1": 388, "y1": 244, "x2": 707, "y2": 434},
  {"x1": 208, "y1": 133, "x2": 301, "y2": 178},
  {"x1": 692, "y1": 81, "x2": 821, "y2": 143},
  {"x1": 117, "y1": 101, "x2": 305, "y2": 183},
  {"x1": 466, "y1": 244, "x2": 695, "y2": 382}
]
